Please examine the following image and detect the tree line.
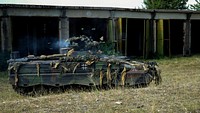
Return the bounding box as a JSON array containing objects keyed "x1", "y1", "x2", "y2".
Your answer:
[{"x1": 143, "y1": 0, "x2": 200, "y2": 10}]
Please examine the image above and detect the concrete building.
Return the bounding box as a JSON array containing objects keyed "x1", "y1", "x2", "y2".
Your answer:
[{"x1": 1, "y1": 3, "x2": 200, "y2": 58}]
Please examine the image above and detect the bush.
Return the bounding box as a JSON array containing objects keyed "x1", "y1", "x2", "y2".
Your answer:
[{"x1": 99, "y1": 42, "x2": 116, "y2": 55}]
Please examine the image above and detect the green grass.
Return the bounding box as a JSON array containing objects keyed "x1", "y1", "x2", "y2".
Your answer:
[
  {"x1": 0, "y1": 55, "x2": 200, "y2": 113},
  {"x1": 0, "y1": 72, "x2": 25, "y2": 103}
]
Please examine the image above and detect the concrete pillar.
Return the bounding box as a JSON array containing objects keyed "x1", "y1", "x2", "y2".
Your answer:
[
  {"x1": 108, "y1": 19, "x2": 113, "y2": 42},
  {"x1": 157, "y1": 19, "x2": 164, "y2": 56},
  {"x1": 107, "y1": 18, "x2": 116, "y2": 50},
  {"x1": 1, "y1": 17, "x2": 12, "y2": 52},
  {"x1": 144, "y1": 19, "x2": 156, "y2": 58},
  {"x1": 59, "y1": 17, "x2": 69, "y2": 53},
  {"x1": 112, "y1": 18, "x2": 116, "y2": 41},
  {"x1": 153, "y1": 20, "x2": 157, "y2": 53},
  {"x1": 168, "y1": 20, "x2": 171, "y2": 57},
  {"x1": 125, "y1": 18, "x2": 128, "y2": 56},
  {"x1": 183, "y1": 19, "x2": 191, "y2": 56},
  {"x1": 149, "y1": 19, "x2": 157, "y2": 56},
  {"x1": 144, "y1": 20, "x2": 149, "y2": 58},
  {"x1": 117, "y1": 18, "x2": 122, "y2": 53}
]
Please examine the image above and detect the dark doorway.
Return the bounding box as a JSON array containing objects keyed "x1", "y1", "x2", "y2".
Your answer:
[
  {"x1": 168, "y1": 20, "x2": 184, "y2": 55},
  {"x1": 12, "y1": 17, "x2": 59, "y2": 57},
  {"x1": 191, "y1": 20, "x2": 200, "y2": 54},
  {"x1": 126, "y1": 19, "x2": 144, "y2": 57},
  {"x1": 69, "y1": 18, "x2": 107, "y2": 41}
]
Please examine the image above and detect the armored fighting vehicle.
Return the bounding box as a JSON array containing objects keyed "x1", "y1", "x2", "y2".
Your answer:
[{"x1": 8, "y1": 36, "x2": 161, "y2": 93}]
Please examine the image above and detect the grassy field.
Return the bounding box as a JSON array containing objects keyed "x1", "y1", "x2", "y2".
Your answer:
[{"x1": 0, "y1": 55, "x2": 200, "y2": 113}]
